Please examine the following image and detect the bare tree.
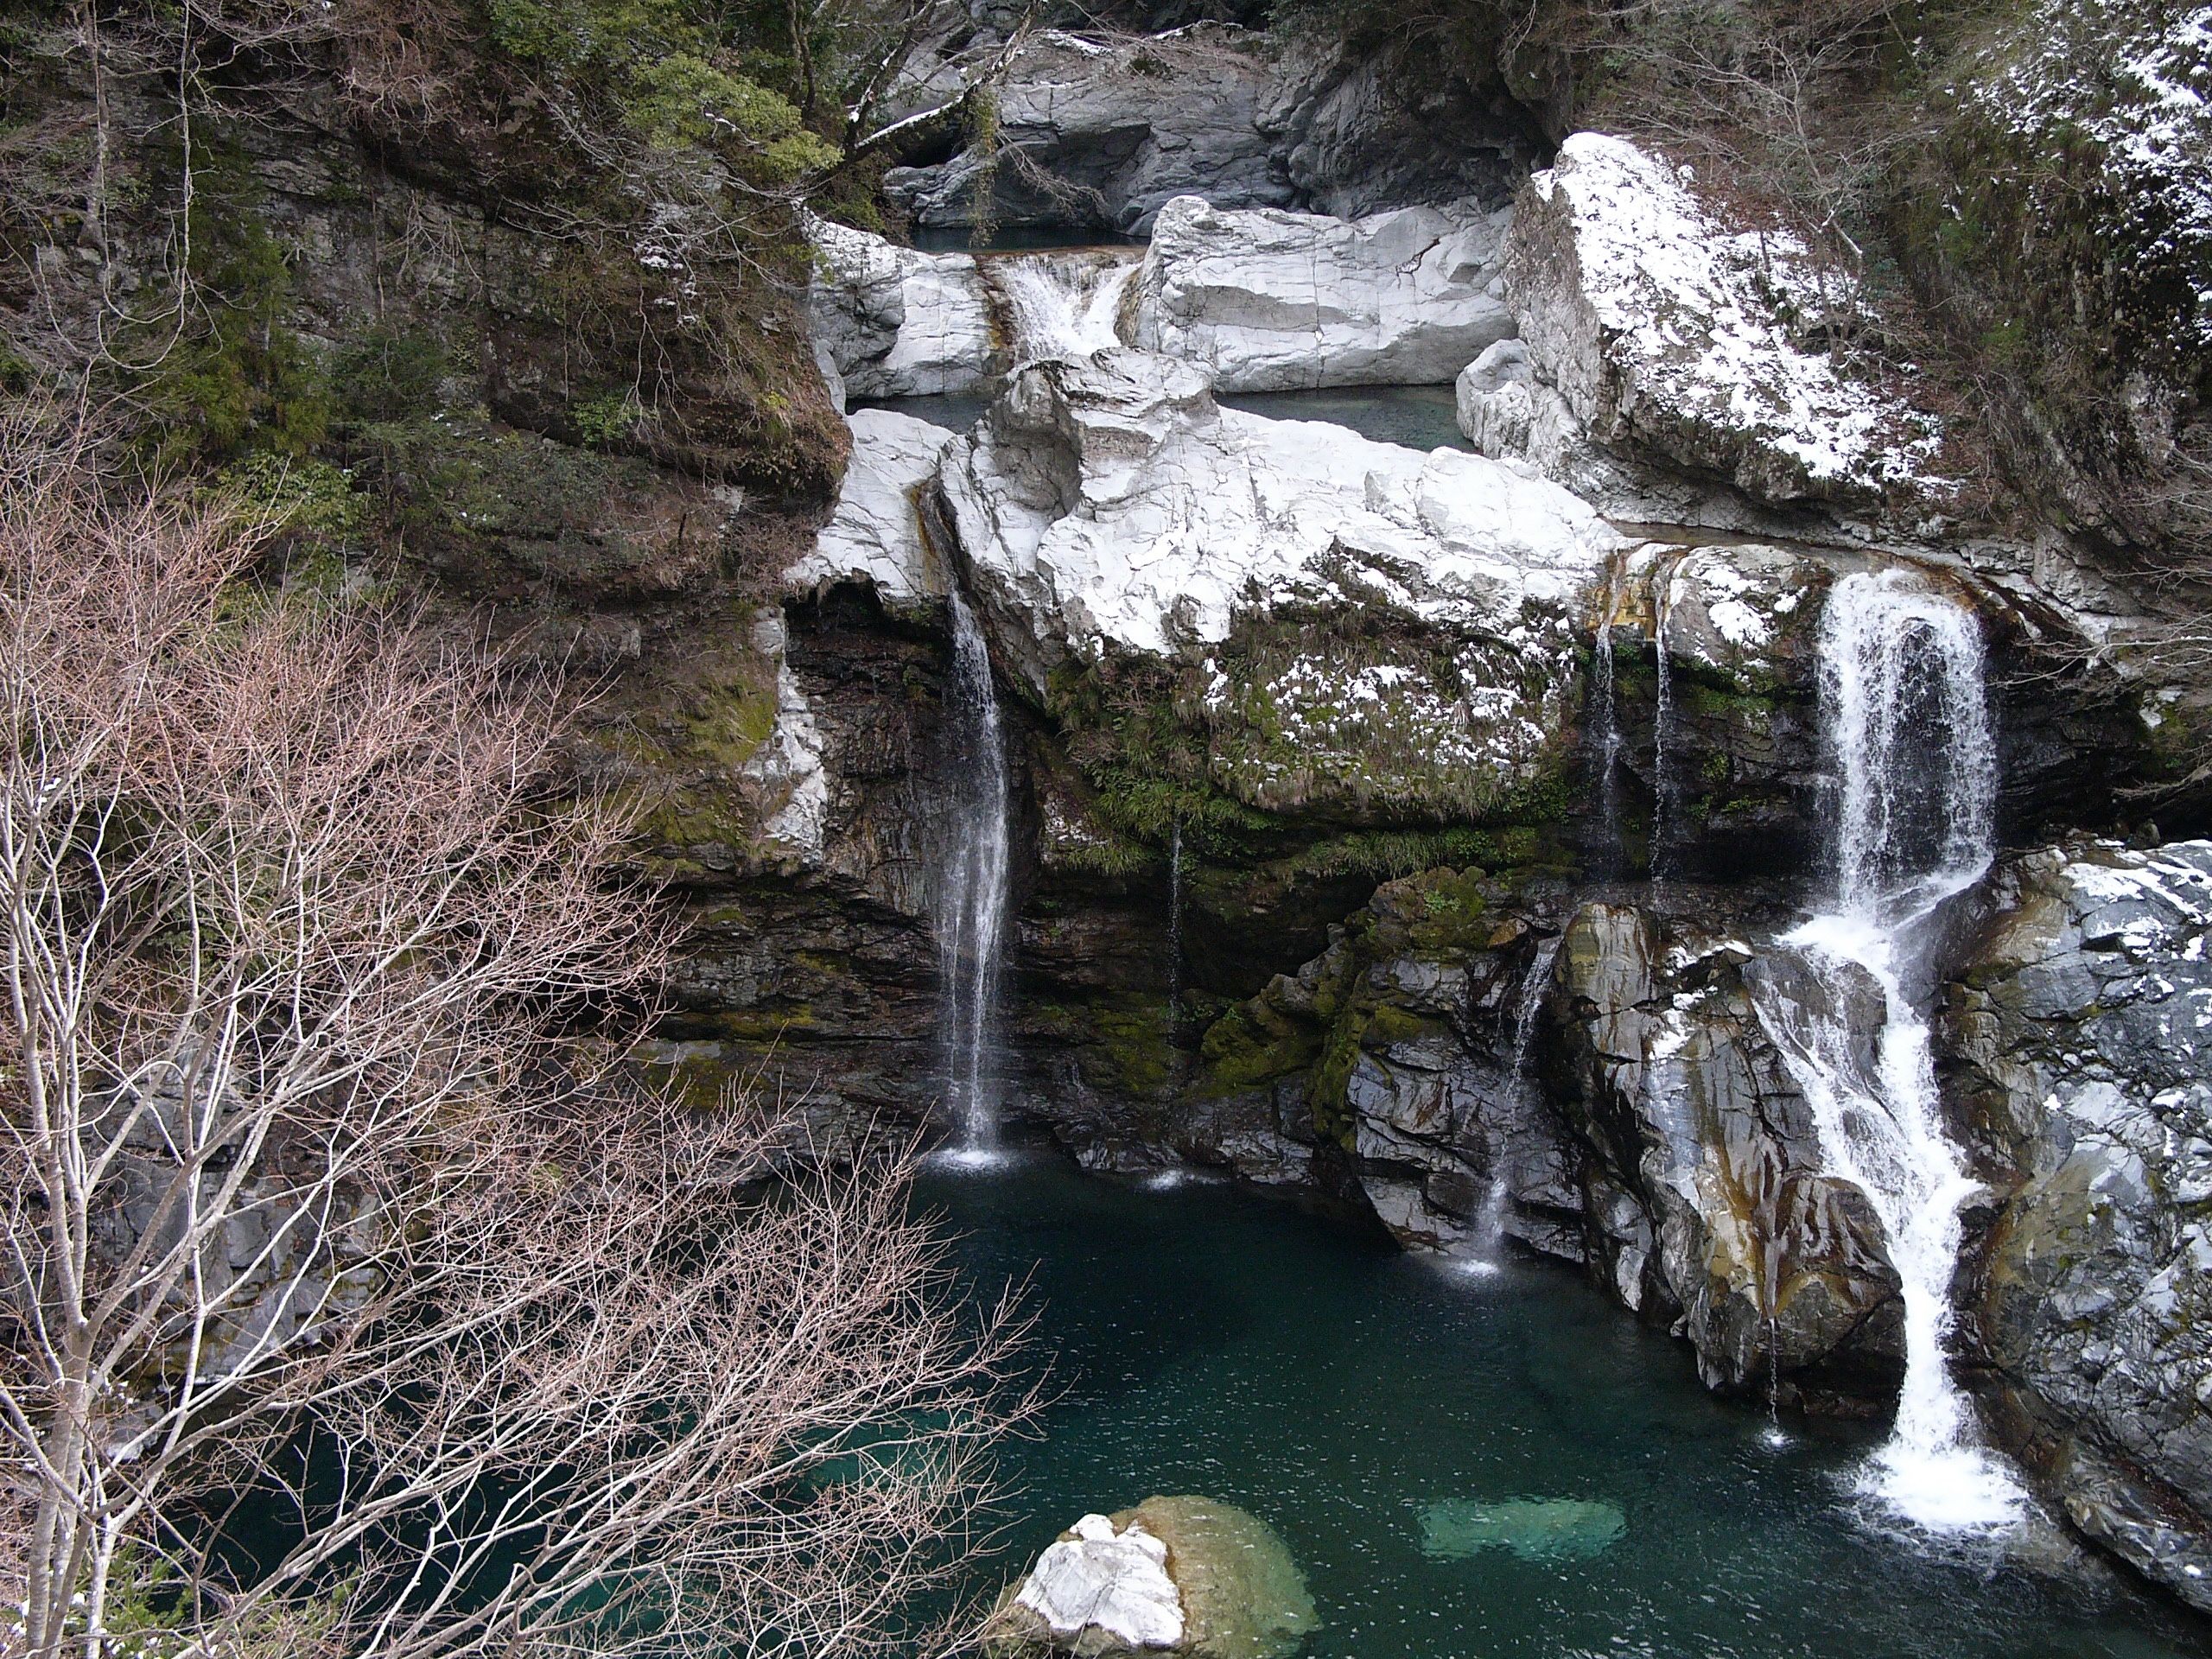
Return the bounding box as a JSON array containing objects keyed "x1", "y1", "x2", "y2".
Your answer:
[{"x1": 0, "y1": 417, "x2": 1031, "y2": 1659}]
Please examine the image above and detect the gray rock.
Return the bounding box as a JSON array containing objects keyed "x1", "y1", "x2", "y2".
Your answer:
[
  {"x1": 806, "y1": 216, "x2": 995, "y2": 399},
  {"x1": 1947, "y1": 839, "x2": 2212, "y2": 1608},
  {"x1": 1129, "y1": 194, "x2": 1514, "y2": 391}
]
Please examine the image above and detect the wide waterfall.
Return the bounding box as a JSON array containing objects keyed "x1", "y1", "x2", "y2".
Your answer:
[
  {"x1": 1750, "y1": 569, "x2": 2024, "y2": 1535},
  {"x1": 935, "y1": 589, "x2": 1014, "y2": 1156},
  {"x1": 984, "y1": 249, "x2": 1139, "y2": 363}
]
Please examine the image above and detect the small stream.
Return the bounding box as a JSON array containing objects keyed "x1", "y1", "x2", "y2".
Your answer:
[{"x1": 919, "y1": 1156, "x2": 2205, "y2": 1659}]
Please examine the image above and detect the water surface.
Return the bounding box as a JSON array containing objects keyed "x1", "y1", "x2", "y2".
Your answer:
[
  {"x1": 918, "y1": 1154, "x2": 2207, "y2": 1659},
  {"x1": 1220, "y1": 385, "x2": 1471, "y2": 452}
]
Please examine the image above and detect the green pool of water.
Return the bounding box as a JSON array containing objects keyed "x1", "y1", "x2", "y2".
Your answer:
[
  {"x1": 1217, "y1": 385, "x2": 1471, "y2": 452},
  {"x1": 917, "y1": 1154, "x2": 2208, "y2": 1659}
]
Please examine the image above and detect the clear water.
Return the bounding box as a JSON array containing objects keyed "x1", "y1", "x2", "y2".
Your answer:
[
  {"x1": 918, "y1": 1154, "x2": 2209, "y2": 1659},
  {"x1": 1218, "y1": 385, "x2": 1471, "y2": 452}
]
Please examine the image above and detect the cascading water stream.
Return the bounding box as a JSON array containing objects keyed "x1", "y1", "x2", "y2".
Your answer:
[
  {"x1": 1167, "y1": 819, "x2": 1185, "y2": 1020},
  {"x1": 1588, "y1": 557, "x2": 1629, "y2": 876},
  {"x1": 984, "y1": 249, "x2": 1140, "y2": 363},
  {"x1": 1748, "y1": 567, "x2": 2024, "y2": 1535},
  {"x1": 1649, "y1": 555, "x2": 1681, "y2": 885},
  {"x1": 935, "y1": 590, "x2": 1014, "y2": 1158}
]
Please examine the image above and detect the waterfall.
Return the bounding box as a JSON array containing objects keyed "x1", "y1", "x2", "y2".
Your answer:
[
  {"x1": 1509, "y1": 935, "x2": 1563, "y2": 1098},
  {"x1": 936, "y1": 590, "x2": 1014, "y2": 1157},
  {"x1": 1748, "y1": 568, "x2": 2024, "y2": 1535},
  {"x1": 1649, "y1": 556, "x2": 1681, "y2": 884},
  {"x1": 1589, "y1": 559, "x2": 1628, "y2": 875},
  {"x1": 1167, "y1": 820, "x2": 1185, "y2": 1020},
  {"x1": 1462, "y1": 935, "x2": 1563, "y2": 1273},
  {"x1": 984, "y1": 250, "x2": 1139, "y2": 364}
]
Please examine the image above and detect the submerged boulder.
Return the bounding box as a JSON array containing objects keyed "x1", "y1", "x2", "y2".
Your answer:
[
  {"x1": 1001, "y1": 1496, "x2": 1317, "y2": 1658},
  {"x1": 1418, "y1": 1497, "x2": 1626, "y2": 1561},
  {"x1": 1947, "y1": 840, "x2": 2212, "y2": 1608},
  {"x1": 1128, "y1": 194, "x2": 1514, "y2": 391}
]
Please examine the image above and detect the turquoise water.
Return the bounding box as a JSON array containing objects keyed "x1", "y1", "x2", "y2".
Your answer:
[
  {"x1": 917, "y1": 1154, "x2": 2209, "y2": 1659},
  {"x1": 1218, "y1": 385, "x2": 1471, "y2": 452}
]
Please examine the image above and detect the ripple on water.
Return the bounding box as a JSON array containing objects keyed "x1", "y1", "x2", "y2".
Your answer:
[{"x1": 915, "y1": 1156, "x2": 2208, "y2": 1659}]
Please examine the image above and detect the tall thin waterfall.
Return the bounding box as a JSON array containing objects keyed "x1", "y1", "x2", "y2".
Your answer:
[
  {"x1": 1749, "y1": 568, "x2": 2024, "y2": 1535},
  {"x1": 1167, "y1": 820, "x2": 1185, "y2": 1019},
  {"x1": 1588, "y1": 559, "x2": 1628, "y2": 875},
  {"x1": 1649, "y1": 556, "x2": 1681, "y2": 883},
  {"x1": 984, "y1": 250, "x2": 1139, "y2": 363},
  {"x1": 936, "y1": 590, "x2": 1014, "y2": 1155}
]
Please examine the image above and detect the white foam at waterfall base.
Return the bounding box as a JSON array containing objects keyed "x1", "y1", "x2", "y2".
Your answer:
[
  {"x1": 986, "y1": 251, "x2": 1140, "y2": 363},
  {"x1": 1751, "y1": 568, "x2": 2026, "y2": 1539},
  {"x1": 935, "y1": 591, "x2": 1013, "y2": 1154}
]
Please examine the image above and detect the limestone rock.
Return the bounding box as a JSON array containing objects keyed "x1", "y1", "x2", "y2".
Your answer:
[
  {"x1": 1947, "y1": 839, "x2": 2212, "y2": 1608},
  {"x1": 886, "y1": 28, "x2": 1290, "y2": 237},
  {"x1": 1014, "y1": 1513, "x2": 1185, "y2": 1653},
  {"x1": 1500, "y1": 133, "x2": 1950, "y2": 513},
  {"x1": 1128, "y1": 194, "x2": 1515, "y2": 391},
  {"x1": 806, "y1": 215, "x2": 995, "y2": 400},
  {"x1": 937, "y1": 348, "x2": 1619, "y2": 817},
  {"x1": 1550, "y1": 898, "x2": 1907, "y2": 1397},
  {"x1": 1002, "y1": 1496, "x2": 1316, "y2": 1658},
  {"x1": 785, "y1": 409, "x2": 957, "y2": 608}
]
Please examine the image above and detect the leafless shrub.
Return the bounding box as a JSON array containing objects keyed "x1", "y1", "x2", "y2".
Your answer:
[{"x1": 0, "y1": 412, "x2": 1032, "y2": 1659}]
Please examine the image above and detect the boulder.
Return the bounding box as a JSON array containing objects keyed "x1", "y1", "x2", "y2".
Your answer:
[
  {"x1": 806, "y1": 216, "x2": 995, "y2": 400},
  {"x1": 1128, "y1": 194, "x2": 1515, "y2": 391},
  {"x1": 1001, "y1": 1496, "x2": 1316, "y2": 1658},
  {"x1": 935, "y1": 348, "x2": 1620, "y2": 818},
  {"x1": 784, "y1": 410, "x2": 958, "y2": 609},
  {"x1": 1549, "y1": 898, "x2": 1907, "y2": 1398},
  {"x1": 1946, "y1": 839, "x2": 2212, "y2": 1608},
  {"x1": 1499, "y1": 133, "x2": 1950, "y2": 514}
]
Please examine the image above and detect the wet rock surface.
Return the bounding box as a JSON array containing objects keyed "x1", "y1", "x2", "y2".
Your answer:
[{"x1": 1948, "y1": 840, "x2": 2212, "y2": 1609}]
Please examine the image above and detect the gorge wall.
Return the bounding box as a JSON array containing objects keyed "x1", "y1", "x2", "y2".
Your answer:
[{"x1": 6, "y1": 0, "x2": 2212, "y2": 1623}]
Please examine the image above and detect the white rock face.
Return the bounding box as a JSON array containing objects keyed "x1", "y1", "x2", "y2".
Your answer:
[
  {"x1": 1503, "y1": 132, "x2": 1948, "y2": 511},
  {"x1": 938, "y1": 349, "x2": 1619, "y2": 683},
  {"x1": 740, "y1": 609, "x2": 829, "y2": 865},
  {"x1": 785, "y1": 410, "x2": 957, "y2": 607},
  {"x1": 806, "y1": 216, "x2": 995, "y2": 400},
  {"x1": 1129, "y1": 194, "x2": 1515, "y2": 391},
  {"x1": 1014, "y1": 1513, "x2": 1186, "y2": 1651},
  {"x1": 1455, "y1": 339, "x2": 1579, "y2": 470}
]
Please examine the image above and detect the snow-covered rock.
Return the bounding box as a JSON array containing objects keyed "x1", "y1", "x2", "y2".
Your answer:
[
  {"x1": 935, "y1": 347, "x2": 1621, "y2": 817},
  {"x1": 940, "y1": 348, "x2": 1618, "y2": 673},
  {"x1": 738, "y1": 609, "x2": 830, "y2": 866},
  {"x1": 1501, "y1": 133, "x2": 1948, "y2": 512},
  {"x1": 806, "y1": 217, "x2": 995, "y2": 400},
  {"x1": 1128, "y1": 194, "x2": 1515, "y2": 391},
  {"x1": 1013, "y1": 1513, "x2": 1186, "y2": 1651},
  {"x1": 785, "y1": 410, "x2": 957, "y2": 607}
]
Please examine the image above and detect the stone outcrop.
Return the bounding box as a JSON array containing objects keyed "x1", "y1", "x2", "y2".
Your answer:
[
  {"x1": 1948, "y1": 840, "x2": 2212, "y2": 1609},
  {"x1": 887, "y1": 28, "x2": 1292, "y2": 237},
  {"x1": 1493, "y1": 133, "x2": 1951, "y2": 517},
  {"x1": 1000, "y1": 1496, "x2": 1316, "y2": 1658},
  {"x1": 882, "y1": 26, "x2": 1530, "y2": 238},
  {"x1": 806, "y1": 217, "x2": 998, "y2": 403},
  {"x1": 784, "y1": 410, "x2": 958, "y2": 609},
  {"x1": 1548, "y1": 898, "x2": 1907, "y2": 1398},
  {"x1": 1128, "y1": 195, "x2": 1514, "y2": 391}
]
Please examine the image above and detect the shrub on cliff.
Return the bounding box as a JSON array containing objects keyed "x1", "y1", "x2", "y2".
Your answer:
[{"x1": 0, "y1": 417, "x2": 1030, "y2": 1659}]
